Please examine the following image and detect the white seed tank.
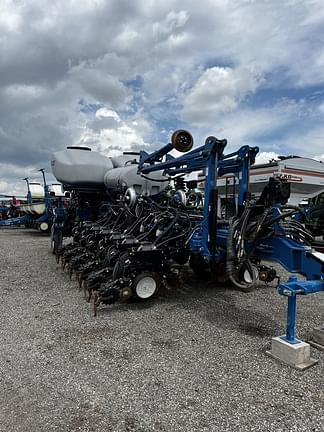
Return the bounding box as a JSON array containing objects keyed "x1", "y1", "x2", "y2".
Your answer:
[
  {"x1": 51, "y1": 147, "x2": 167, "y2": 195},
  {"x1": 103, "y1": 164, "x2": 165, "y2": 195},
  {"x1": 51, "y1": 147, "x2": 114, "y2": 186},
  {"x1": 29, "y1": 183, "x2": 44, "y2": 199},
  {"x1": 49, "y1": 184, "x2": 65, "y2": 197}
]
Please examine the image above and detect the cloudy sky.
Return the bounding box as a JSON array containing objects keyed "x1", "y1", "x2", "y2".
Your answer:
[{"x1": 1, "y1": 0, "x2": 324, "y2": 195}]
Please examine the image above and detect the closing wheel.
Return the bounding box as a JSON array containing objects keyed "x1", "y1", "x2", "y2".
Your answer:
[
  {"x1": 234, "y1": 261, "x2": 258, "y2": 293},
  {"x1": 242, "y1": 262, "x2": 258, "y2": 284},
  {"x1": 133, "y1": 273, "x2": 161, "y2": 300}
]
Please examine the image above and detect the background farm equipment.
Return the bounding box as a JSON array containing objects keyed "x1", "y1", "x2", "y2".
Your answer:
[
  {"x1": 20, "y1": 172, "x2": 54, "y2": 232},
  {"x1": 0, "y1": 171, "x2": 65, "y2": 231},
  {"x1": 0, "y1": 194, "x2": 28, "y2": 227}
]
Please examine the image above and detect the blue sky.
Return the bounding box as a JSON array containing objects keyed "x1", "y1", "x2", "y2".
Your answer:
[{"x1": 0, "y1": 0, "x2": 324, "y2": 195}]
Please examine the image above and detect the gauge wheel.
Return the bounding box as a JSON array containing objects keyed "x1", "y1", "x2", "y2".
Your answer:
[{"x1": 132, "y1": 272, "x2": 161, "y2": 300}]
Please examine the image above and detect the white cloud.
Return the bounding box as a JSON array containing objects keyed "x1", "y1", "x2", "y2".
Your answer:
[
  {"x1": 182, "y1": 67, "x2": 261, "y2": 124},
  {"x1": 69, "y1": 64, "x2": 130, "y2": 107},
  {"x1": 290, "y1": 124, "x2": 324, "y2": 156},
  {"x1": 0, "y1": 0, "x2": 22, "y2": 33},
  {"x1": 0, "y1": 180, "x2": 27, "y2": 198},
  {"x1": 1, "y1": 0, "x2": 324, "y2": 192},
  {"x1": 195, "y1": 99, "x2": 305, "y2": 149},
  {"x1": 96, "y1": 108, "x2": 121, "y2": 122},
  {"x1": 153, "y1": 10, "x2": 189, "y2": 40},
  {"x1": 78, "y1": 108, "x2": 150, "y2": 157},
  {"x1": 0, "y1": 163, "x2": 56, "y2": 196},
  {"x1": 2, "y1": 84, "x2": 48, "y2": 108},
  {"x1": 255, "y1": 152, "x2": 279, "y2": 165}
]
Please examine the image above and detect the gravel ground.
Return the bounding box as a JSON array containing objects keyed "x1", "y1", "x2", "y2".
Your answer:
[{"x1": 0, "y1": 228, "x2": 323, "y2": 432}]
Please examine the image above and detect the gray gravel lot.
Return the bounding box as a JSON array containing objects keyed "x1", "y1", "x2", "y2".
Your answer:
[{"x1": 0, "y1": 228, "x2": 323, "y2": 432}]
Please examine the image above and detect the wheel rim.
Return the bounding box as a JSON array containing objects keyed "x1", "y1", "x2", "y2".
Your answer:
[
  {"x1": 40, "y1": 222, "x2": 49, "y2": 232},
  {"x1": 135, "y1": 276, "x2": 157, "y2": 299}
]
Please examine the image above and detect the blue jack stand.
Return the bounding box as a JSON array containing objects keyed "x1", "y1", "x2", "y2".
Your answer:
[
  {"x1": 281, "y1": 294, "x2": 301, "y2": 344},
  {"x1": 266, "y1": 276, "x2": 323, "y2": 370}
]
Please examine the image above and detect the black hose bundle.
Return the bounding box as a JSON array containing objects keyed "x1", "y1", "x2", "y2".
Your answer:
[{"x1": 226, "y1": 215, "x2": 257, "y2": 292}]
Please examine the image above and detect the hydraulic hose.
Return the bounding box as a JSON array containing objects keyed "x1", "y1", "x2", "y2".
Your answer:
[
  {"x1": 154, "y1": 212, "x2": 180, "y2": 246},
  {"x1": 226, "y1": 218, "x2": 257, "y2": 292}
]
